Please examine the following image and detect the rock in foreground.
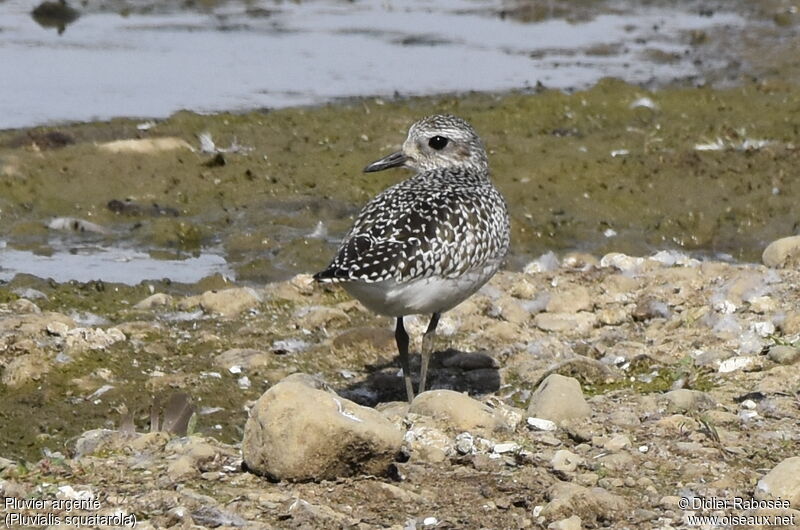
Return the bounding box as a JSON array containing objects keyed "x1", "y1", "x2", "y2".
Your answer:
[{"x1": 242, "y1": 376, "x2": 403, "y2": 481}]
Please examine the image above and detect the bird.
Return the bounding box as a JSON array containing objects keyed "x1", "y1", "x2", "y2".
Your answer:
[{"x1": 314, "y1": 114, "x2": 510, "y2": 403}]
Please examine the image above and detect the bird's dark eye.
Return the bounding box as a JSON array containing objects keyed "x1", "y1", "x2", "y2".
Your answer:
[{"x1": 428, "y1": 136, "x2": 449, "y2": 150}]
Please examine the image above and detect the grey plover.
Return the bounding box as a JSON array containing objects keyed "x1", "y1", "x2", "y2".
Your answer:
[{"x1": 314, "y1": 114, "x2": 510, "y2": 402}]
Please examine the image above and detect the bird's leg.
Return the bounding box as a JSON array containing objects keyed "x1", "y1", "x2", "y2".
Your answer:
[
  {"x1": 395, "y1": 317, "x2": 414, "y2": 403},
  {"x1": 418, "y1": 312, "x2": 441, "y2": 394}
]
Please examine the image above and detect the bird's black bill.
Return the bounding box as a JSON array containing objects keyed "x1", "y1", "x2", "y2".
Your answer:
[{"x1": 364, "y1": 151, "x2": 408, "y2": 173}]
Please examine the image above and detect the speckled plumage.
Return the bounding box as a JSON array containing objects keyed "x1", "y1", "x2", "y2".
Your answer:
[
  {"x1": 315, "y1": 115, "x2": 510, "y2": 288},
  {"x1": 314, "y1": 114, "x2": 510, "y2": 402}
]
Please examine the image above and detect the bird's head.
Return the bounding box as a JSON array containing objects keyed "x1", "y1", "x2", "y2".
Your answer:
[{"x1": 364, "y1": 114, "x2": 488, "y2": 174}]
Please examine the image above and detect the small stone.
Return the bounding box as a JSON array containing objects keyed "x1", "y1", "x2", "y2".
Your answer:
[
  {"x1": 492, "y1": 442, "x2": 519, "y2": 454},
  {"x1": 289, "y1": 273, "x2": 315, "y2": 295},
  {"x1": 600, "y1": 253, "x2": 644, "y2": 272},
  {"x1": 779, "y1": 311, "x2": 800, "y2": 335},
  {"x1": 767, "y1": 345, "x2": 800, "y2": 365},
  {"x1": 603, "y1": 434, "x2": 631, "y2": 452},
  {"x1": 10, "y1": 299, "x2": 40, "y2": 314},
  {"x1": 546, "y1": 286, "x2": 592, "y2": 313},
  {"x1": 294, "y1": 306, "x2": 350, "y2": 330},
  {"x1": 763, "y1": 235, "x2": 800, "y2": 268},
  {"x1": 73, "y1": 429, "x2": 120, "y2": 458},
  {"x1": 631, "y1": 298, "x2": 670, "y2": 321},
  {"x1": 562, "y1": 253, "x2": 599, "y2": 270},
  {"x1": 718, "y1": 356, "x2": 755, "y2": 373},
  {"x1": 548, "y1": 515, "x2": 582, "y2": 530},
  {"x1": 180, "y1": 287, "x2": 260, "y2": 318},
  {"x1": 527, "y1": 417, "x2": 557, "y2": 431},
  {"x1": 214, "y1": 348, "x2": 270, "y2": 371},
  {"x1": 597, "y1": 307, "x2": 629, "y2": 326},
  {"x1": 134, "y1": 293, "x2": 174, "y2": 310},
  {"x1": 527, "y1": 374, "x2": 591, "y2": 424},
  {"x1": 662, "y1": 389, "x2": 716, "y2": 413},
  {"x1": 455, "y1": 432, "x2": 474, "y2": 455},
  {"x1": 492, "y1": 295, "x2": 529, "y2": 324},
  {"x1": 551, "y1": 450, "x2": 583, "y2": 473},
  {"x1": 168, "y1": 455, "x2": 197, "y2": 481},
  {"x1": 576, "y1": 472, "x2": 599, "y2": 487},
  {"x1": 46, "y1": 321, "x2": 71, "y2": 336},
  {"x1": 534, "y1": 312, "x2": 597, "y2": 335}
]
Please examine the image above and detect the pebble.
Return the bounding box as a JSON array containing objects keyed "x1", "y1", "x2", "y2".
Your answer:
[
  {"x1": 545, "y1": 286, "x2": 592, "y2": 313},
  {"x1": 134, "y1": 293, "x2": 174, "y2": 310},
  {"x1": 409, "y1": 390, "x2": 507, "y2": 435},
  {"x1": 551, "y1": 450, "x2": 583, "y2": 473},
  {"x1": 455, "y1": 432, "x2": 474, "y2": 454},
  {"x1": 527, "y1": 374, "x2": 591, "y2": 424},
  {"x1": 718, "y1": 356, "x2": 755, "y2": 373},
  {"x1": 662, "y1": 389, "x2": 716, "y2": 413},
  {"x1": 527, "y1": 417, "x2": 557, "y2": 431},
  {"x1": 533, "y1": 312, "x2": 598, "y2": 335},
  {"x1": 214, "y1": 348, "x2": 270, "y2": 371},
  {"x1": 767, "y1": 345, "x2": 800, "y2": 365},
  {"x1": 180, "y1": 287, "x2": 261, "y2": 318},
  {"x1": 762, "y1": 235, "x2": 800, "y2": 268}
]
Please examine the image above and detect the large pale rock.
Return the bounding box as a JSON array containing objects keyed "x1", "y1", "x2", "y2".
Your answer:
[
  {"x1": 763, "y1": 236, "x2": 800, "y2": 268},
  {"x1": 180, "y1": 288, "x2": 260, "y2": 318},
  {"x1": 527, "y1": 374, "x2": 591, "y2": 424},
  {"x1": 242, "y1": 378, "x2": 403, "y2": 481},
  {"x1": 755, "y1": 456, "x2": 800, "y2": 507},
  {"x1": 409, "y1": 390, "x2": 507, "y2": 435}
]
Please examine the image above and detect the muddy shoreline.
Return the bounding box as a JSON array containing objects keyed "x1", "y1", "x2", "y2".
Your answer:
[{"x1": 2, "y1": 81, "x2": 800, "y2": 288}]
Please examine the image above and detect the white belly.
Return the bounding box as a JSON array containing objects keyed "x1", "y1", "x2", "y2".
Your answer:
[{"x1": 343, "y1": 261, "x2": 501, "y2": 317}]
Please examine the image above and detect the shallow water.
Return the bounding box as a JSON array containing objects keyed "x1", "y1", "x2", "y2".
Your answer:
[
  {"x1": 0, "y1": 241, "x2": 232, "y2": 284},
  {"x1": 1, "y1": 0, "x2": 746, "y2": 129}
]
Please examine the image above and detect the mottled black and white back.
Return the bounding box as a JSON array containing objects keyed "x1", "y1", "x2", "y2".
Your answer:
[
  {"x1": 314, "y1": 114, "x2": 510, "y2": 401},
  {"x1": 315, "y1": 115, "x2": 509, "y2": 298}
]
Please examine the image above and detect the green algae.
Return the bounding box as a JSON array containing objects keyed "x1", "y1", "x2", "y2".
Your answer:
[{"x1": 3, "y1": 81, "x2": 800, "y2": 284}]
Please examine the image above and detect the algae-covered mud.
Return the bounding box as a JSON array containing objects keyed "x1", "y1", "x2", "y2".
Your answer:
[{"x1": 2, "y1": 81, "x2": 800, "y2": 283}]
